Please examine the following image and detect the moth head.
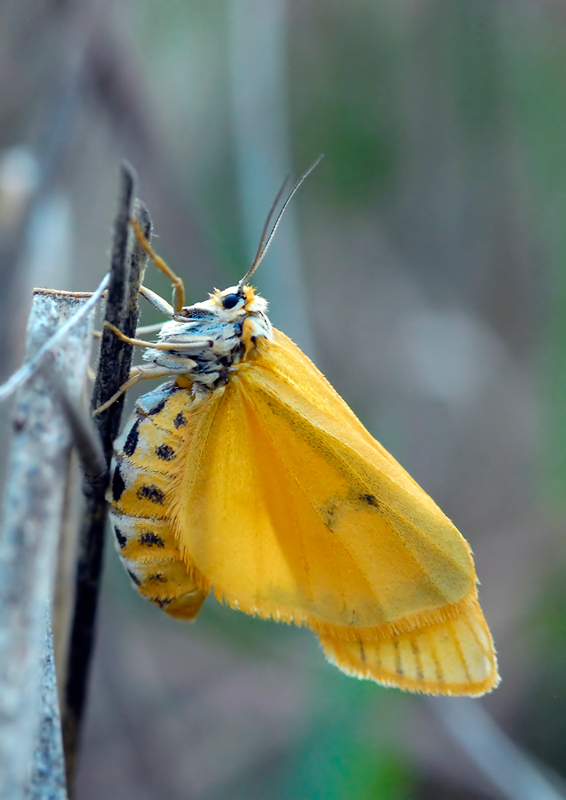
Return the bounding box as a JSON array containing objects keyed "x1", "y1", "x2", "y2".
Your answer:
[{"x1": 209, "y1": 285, "x2": 268, "y2": 316}]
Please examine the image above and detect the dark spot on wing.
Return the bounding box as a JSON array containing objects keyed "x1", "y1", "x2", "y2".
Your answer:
[
  {"x1": 320, "y1": 502, "x2": 337, "y2": 531},
  {"x1": 139, "y1": 532, "x2": 165, "y2": 548},
  {"x1": 174, "y1": 412, "x2": 186, "y2": 429},
  {"x1": 155, "y1": 443, "x2": 175, "y2": 461},
  {"x1": 123, "y1": 419, "x2": 141, "y2": 457},
  {"x1": 147, "y1": 397, "x2": 168, "y2": 416},
  {"x1": 359, "y1": 640, "x2": 366, "y2": 663},
  {"x1": 114, "y1": 527, "x2": 127, "y2": 548},
  {"x1": 361, "y1": 493, "x2": 379, "y2": 508},
  {"x1": 137, "y1": 484, "x2": 165, "y2": 504},
  {"x1": 127, "y1": 569, "x2": 141, "y2": 586},
  {"x1": 111, "y1": 464, "x2": 126, "y2": 501}
]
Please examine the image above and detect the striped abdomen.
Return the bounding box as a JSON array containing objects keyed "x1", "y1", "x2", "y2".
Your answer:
[{"x1": 107, "y1": 382, "x2": 207, "y2": 619}]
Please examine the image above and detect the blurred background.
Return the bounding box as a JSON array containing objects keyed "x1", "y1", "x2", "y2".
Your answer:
[{"x1": 1, "y1": 0, "x2": 566, "y2": 798}]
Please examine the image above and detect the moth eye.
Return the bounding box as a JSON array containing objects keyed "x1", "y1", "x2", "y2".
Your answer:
[{"x1": 222, "y1": 293, "x2": 241, "y2": 310}]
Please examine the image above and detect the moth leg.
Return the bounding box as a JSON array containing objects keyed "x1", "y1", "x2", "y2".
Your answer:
[
  {"x1": 130, "y1": 218, "x2": 185, "y2": 313},
  {"x1": 103, "y1": 321, "x2": 212, "y2": 352},
  {"x1": 135, "y1": 322, "x2": 166, "y2": 336},
  {"x1": 139, "y1": 285, "x2": 176, "y2": 319},
  {"x1": 93, "y1": 315, "x2": 167, "y2": 341},
  {"x1": 93, "y1": 365, "x2": 175, "y2": 416}
]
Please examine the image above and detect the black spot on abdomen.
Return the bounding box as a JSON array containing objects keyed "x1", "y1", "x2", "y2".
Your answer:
[
  {"x1": 123, "y1": 419, "x2": 141, "y2": 457},
  {"x1": 111, "y1": 464, "x2": 126, "y2": 502},
  {"x1": 127, "y1": 569, "x2": 141, "y2": 586},
  {"x1": 137, "y1": 484, "x2": 165, "y2": 504},
  {"x1": 147, "y1": 397, "x2": 168, "y2": 416},
  {"x1": 114, "y1": 527, "x2": 127, "y2": 548},
  {"x1": 155, "y1": 444, "x2": 175, "y2": 461},
  {"x1": 139, "y1": 532, "x2": 165, "y2": 548}
]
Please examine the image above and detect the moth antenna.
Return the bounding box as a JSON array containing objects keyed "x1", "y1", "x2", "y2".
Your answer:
[
  {"x1": 239, "y1": 154, "x2": 324, "y2": 287},
  {"x1": 249, "y1": 173, "x2": 292, "y2": 277}
]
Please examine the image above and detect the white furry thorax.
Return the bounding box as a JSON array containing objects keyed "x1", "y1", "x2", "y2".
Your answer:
[{"x1": 143, "y1": 284, "x2": 273, "y2": 392}]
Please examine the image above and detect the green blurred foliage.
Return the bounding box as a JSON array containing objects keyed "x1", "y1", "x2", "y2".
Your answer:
[
  {"x1": 501, "y1": 16, "x2": 566, "y2": 506},
  {"x1": 290, "y1": 3, "x2": 403, "y2": 206},
  {"x1": 283, "y1": 724, "x2": 415, "y2": 800},
  {"x1": 517, "y1": 570, "x2": 566, "y2": 776}
]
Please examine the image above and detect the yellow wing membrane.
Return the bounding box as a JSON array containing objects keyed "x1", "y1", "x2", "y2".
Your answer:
[{"x1": 162, "y1": 331, "x2": 498, "y2": 695}]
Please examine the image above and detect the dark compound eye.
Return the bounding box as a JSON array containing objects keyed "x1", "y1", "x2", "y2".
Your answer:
[{"x1": 222, "y1": 292, "x2": 242, "y2": 310}]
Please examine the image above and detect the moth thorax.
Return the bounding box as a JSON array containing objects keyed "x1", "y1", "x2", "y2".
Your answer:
[{"x1": 144, "y1": 309, "x2": 273, "y2": 390}]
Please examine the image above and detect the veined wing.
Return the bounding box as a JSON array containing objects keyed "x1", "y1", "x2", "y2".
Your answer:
[{"x1": 171, "y1": 330, "x2": 476, "y2": 630}]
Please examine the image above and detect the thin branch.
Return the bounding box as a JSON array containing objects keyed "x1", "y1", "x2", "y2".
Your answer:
[
  {"x1": 62, "y1": 164, "x2": 151, "y2": 791},
  {"x1": 38, "y1": 359, "x2": 105, "y2": 483}
]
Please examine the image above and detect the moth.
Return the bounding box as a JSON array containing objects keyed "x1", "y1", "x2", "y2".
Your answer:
[{"x1": 101, "y1": 160, "x2": 499, "y2": 696}]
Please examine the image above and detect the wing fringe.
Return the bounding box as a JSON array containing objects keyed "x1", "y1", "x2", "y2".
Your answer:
[{"x1": 319, "y1": 596, "x2": 499, "y2": 696}]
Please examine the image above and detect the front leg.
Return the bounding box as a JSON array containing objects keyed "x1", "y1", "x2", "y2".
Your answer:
[
  {"x1": 131, "y1": 219, "x2": 185, "y2": 313},
  {"x1": 93, "y1": 365, "x2": 182, "y2": 416},
  {"x1": 139, "y1": 285, "x2": 176, "y2": 319},
  {"x1": 103, "y1": 322, "x2": 212, "y2": 352}
]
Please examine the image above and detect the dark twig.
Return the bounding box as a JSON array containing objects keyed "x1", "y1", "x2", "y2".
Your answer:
[
  {"x1": 38, "y1": 358, "x2": 105, "y2": 483},
  {"x1": 62, "y1": 164, "x2": 152, "y2": 790}
]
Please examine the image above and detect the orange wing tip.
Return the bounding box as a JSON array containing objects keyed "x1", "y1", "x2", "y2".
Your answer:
[{"x1": 319, "y1": 598, "x2": 499, "y2": 696}]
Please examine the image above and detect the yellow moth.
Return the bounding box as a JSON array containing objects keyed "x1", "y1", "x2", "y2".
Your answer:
[{"x1": 102, "y1": 160, "x2": 499, "y2": 696}]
